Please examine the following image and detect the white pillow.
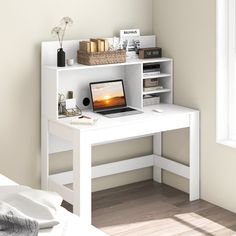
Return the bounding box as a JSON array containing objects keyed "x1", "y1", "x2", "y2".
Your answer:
[{"x1": 0, "y1": 186, "x2": 63, "y2": 229}]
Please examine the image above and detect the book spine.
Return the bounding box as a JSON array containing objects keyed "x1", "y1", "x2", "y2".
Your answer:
[
  {"x1": 96, "y1": 39, "x2": 104, "y2": 52},
  {"x1": 90, "y1": 41, "x2": 97, "y2": 52},
  {"x1": 104, "y1": 39, "x2": 109, "y2": 51},
  {"x1": 91, "y1": 38, "x2": 109, "y2": 52},
  {"x1": 99, "y1": 40, "x2": 105, "y2": 52},
  {"x1": 79, "y1": 41, "x2": 91, "y2": 52}
]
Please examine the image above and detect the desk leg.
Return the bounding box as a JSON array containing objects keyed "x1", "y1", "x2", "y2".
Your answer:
[
  {"x1": 153, "y1": 133, "x2": 162, "y2": 183},
  {"x1": 189, "y1": 112, "x2": 200, "y2": 201},
  {"x1": 73, "y1": 131, "x2": 92, "y2": 224},
  {"x1": 41, "y1": 119, "x2": 49, "y2": 190}
]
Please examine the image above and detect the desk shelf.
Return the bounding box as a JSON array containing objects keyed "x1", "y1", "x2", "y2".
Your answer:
[
  {"x1": 41, "y1": 39, "x2": 173, "y2": 153},
  {"x1": 42, "y1": 58, "x2": 173, "y2": 121},
  {"x1": 143, "y1": 88, "x2": 171, "y2": 95},
  {"x1": 41, "y1": 38, "x2": 173, "y2": 154},
  {"x1": 142, "y1": 60, "x2": 173, "y2": 105},
  {"x1": 143, "y1": 73, "x2": 171, "y2": 79},
  {"x1": 45, "y1": 57, "x2": 172, "y2": 72}
]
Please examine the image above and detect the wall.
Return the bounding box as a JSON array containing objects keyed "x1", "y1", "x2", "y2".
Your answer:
[
  {"x1": 0, "y1": 0, "x2": 153, "y2": 188},
  {"x1": 153, "y1": 0, "x2": 236, "y2": 213}
]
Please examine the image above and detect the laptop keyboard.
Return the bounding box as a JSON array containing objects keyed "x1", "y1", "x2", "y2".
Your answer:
[{"x1": 98, "y1": 107, "x2": 135, "y2": 115}]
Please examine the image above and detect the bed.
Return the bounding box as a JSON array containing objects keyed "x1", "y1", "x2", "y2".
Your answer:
[{"x1": 0, "y1": 174, "x2": 107, "y2": 236}]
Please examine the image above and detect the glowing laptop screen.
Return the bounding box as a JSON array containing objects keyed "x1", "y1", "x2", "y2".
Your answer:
[{"x1": 90, "y1": 80, "x2": 126, "y2": 111}]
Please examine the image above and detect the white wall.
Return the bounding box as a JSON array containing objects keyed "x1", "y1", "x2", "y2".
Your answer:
[
  {"x1": 153, "y1": 0, "x2": 236, "y2": 213},
  {"x1": 0, "y1": 0, "x2": 153, "y2": 188}
]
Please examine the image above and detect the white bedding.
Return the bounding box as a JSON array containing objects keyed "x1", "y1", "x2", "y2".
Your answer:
[
  {"x1": 39, "y1": 206, "x2": 105, "y2": 236},
  {"x1": 0, "y1": 174, "x2": 107, "y2": 236}
]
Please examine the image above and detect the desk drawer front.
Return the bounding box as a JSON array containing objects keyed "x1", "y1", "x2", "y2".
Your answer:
[{"x1": 88, "y1": 114, "x2": 190, "y2": 145}]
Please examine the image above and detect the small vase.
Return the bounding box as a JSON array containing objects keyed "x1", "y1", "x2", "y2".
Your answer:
[{"x1": 57, "y1": 48, "x2": 65, "y2": 67}]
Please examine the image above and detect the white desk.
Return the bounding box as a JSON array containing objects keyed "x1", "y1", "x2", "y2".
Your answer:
[{"x1": 42, "y1": 104, "x2": 199, "y2": 225}]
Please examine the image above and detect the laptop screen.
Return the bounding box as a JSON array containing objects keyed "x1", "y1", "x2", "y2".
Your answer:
[{"x1": 90, "y1": 80, "x2": 127, "y2": 111}]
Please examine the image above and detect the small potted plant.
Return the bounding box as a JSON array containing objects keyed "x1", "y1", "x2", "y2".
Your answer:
[{"x1": 51, "y1": 17, "x2": 73, "y2": 67}]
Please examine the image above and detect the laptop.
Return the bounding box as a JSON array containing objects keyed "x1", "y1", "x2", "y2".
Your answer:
[{"x1": 89, "y1": 79, "x2": 143, "y2": 118}]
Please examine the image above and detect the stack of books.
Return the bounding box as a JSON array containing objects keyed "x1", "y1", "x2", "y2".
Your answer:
[
  {"x1": 79, "y1": 39, "x2": 109, "y2": 53},
  {"x1": 143, "y1": 63, "x2": 161, "y2": 77}
]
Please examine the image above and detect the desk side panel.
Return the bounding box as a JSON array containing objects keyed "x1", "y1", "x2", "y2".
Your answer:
[
  {"x1": 125, "y1": 64, "x2": 143, "y2": 109},
  {"x1": 189, "y1": 111, "x2": 200, "y2": 200},
  {"x1": 42, "y1": 67, "x2": 58, "y2": 121},
  {"x1": 41, "y1": 67, "x2": 58, "y2": 188}
]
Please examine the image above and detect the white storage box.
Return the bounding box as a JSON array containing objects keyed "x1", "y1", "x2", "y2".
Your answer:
[{"x1": 143, "y1": 96, "x2": 160, "y2": 106}]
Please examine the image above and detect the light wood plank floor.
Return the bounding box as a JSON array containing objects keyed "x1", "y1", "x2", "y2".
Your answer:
[{"x1": 63, "y1": 180, "x2": 236, "y2": 236}]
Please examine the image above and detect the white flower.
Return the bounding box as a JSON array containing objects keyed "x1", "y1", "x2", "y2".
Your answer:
[
  {"x1": 51, "y1": 27, "x2": 62, "y2": 37},
  {"x1": 51, "y1": 17, "x2": 73, "y2": 48},
  {"x1": 61, "y1": 17, "x2": 73, "y2": 26}
]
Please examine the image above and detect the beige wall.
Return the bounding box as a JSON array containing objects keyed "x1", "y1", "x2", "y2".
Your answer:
[
  {"x1": 153, "y1": 0, "x2": 236, "y2": 213},
  {"x1": 0, "y1": 0, "x2": 153, "y2": 188}
]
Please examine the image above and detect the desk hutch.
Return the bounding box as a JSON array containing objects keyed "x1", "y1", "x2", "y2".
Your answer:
[{"x1": 41, "y1": 36, "x2": 199, "y2": 225}]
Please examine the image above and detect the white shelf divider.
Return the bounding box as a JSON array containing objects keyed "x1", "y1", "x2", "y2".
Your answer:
[
  {"x1": 143, "y1": 88, "x2": 171, "y2": 95},
  {"x1": 143, "y1": 73, "x2": 171, "y2": 79}
]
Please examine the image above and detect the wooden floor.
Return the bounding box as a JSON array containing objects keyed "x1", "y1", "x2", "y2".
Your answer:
[{"x1": 63, "y1": 180, "x2": 236, "y2": 236}]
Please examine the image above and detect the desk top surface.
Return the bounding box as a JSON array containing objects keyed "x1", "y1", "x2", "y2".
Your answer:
[{"x1": 52, "y1": 104, "x2": 198, "y2": 132}]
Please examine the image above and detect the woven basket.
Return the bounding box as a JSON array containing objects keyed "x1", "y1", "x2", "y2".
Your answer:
[{"x1": 77, "y1": 49, "x2": 126, "y2": 65}]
